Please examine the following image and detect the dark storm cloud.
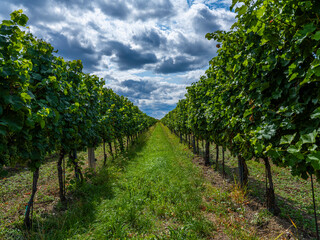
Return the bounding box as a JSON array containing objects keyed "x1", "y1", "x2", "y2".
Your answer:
[
  {"x1": 0, "y1": 4, "x2": 17, "y2": 18},
  {"x1": 9, "y1": 0, "x2": 47, "y2": 9},
  {"x1": 56, "y1": 0, "x2": 91, "y2": 7},
  {"x1": 176, "y1": 33, "x2": 211, "y2": 57},
  {"x1": 192, "y1": 7, "x2": 221, "y2": 35},
  {"x1": 132, "y1": 29, "x2": 167, "y2": 49},
  {"x1": 131, "y1": 0, "x2": 175, "y2": 20},
  {"x1": 49, "y1": 32, "x2": 98, "y2": 72},
  {"x1": 116, "y1": 80, "x2": 158, "y2": 99},
  {"x1": 96, "y1": 1, "x2": 130, "y2": 20},
  {"x1": 2, "y1": 0, "x2": 128, "y2": 24},
  {"x1": 181, "y1": 41, "x2": 211, "y2": 57},
  {"x1": 155, "y1": 56, "x2": 205, "y2": 74},
  {"x1": 104, "y1": 41, "x2": 158, "y2": 70}
]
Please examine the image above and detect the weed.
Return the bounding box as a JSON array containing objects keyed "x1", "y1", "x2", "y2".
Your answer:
[
  {"x1": 229, "y1": 178, "x2": 248, "y2": 205},
  {"x1": 251, "y1": 209, "x2": 272, "y2": 227}
]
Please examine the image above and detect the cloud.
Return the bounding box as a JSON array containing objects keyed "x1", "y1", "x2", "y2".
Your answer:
[
  {"x1": 174, "y1": 33, "x2": 213, "y2": 57},
  {"x1": 6, "y1": 0, "x2": 67, "y2": 25},
  {"x1": 131, "y1": 0, "x2": 176, "y2": 21},
  {"x1": 118, "y1": 79, "x2": 158, "y2": 99},
  {"x1": 48, "y1": 31, "x2": 99, "y2": 72},
  {"x1": 103, "y1": 41, "x2": 158, "y2": 70},
  {"x1": 155, "y1": 55, "x2": 206, "y2": 74},
  {"x1": 96, "y1": 1, "x2": 131, "y2": 20},
  {"x1": 192, "y1": 6, "x2": 221, "y2": 34},
  {"x1": 132, "y1": 29, "x2": 167, "y2": 49}
]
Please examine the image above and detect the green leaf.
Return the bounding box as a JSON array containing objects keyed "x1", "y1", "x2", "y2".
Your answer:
[
  {"x1": 287, "y1": 145, "x2": 300, "y2": 154},
  {"x1": 268, "y1": 149, "x2": 281, "y2": 159},
  {"x1": 300, "y1": 23, "x2": 317, "y2": 36},
  {"x1": 1, "y1": 20, "x2": 13, "y2": 26},
  {"x1": 4, "y1": 95, "x2": 24, "y2": 110},
  {"x1": 254, "y1": 142, "x2": 264, "y2": 154},
  {"x1": 314, "y1": 66, "x2": 320, "y2": 77},
  {"x1": 280, "y1": 133, "x2": 296, "y2": 145},
  {"x1": 300, "y1": 131, "x2": 317, "y2": 144},
  {"x1": 236, "y1": 5, "x2": 248, "y2": 16},
  {"x1": 272, "y1": 88, "x2": 282, "y2": 99},
  {"x1": 21, "y1": 92, "x2": 32, "y2": 102},
  {"x1": 312, "y1": 31, "x2": 320, "y2": 41},
  {"x1": 256, "y1": 6, "x2": 265, "y2": 18},
  {"x1": 295, "y1": 23, "x2": 316, "y2": 44},
  {"x1": 308, "y1": 144, "x2": 317, "y2": 152},
  {"x1": 260, "y1": 38, "x2": 269, "y2": 45},
  {"x1": 17, "y1": 14, "x2": 28, "y2": 26},
  {"x1": 288, "y1": 62, "x2": 297, "y2": 75},
  {"x1": 295, "y1": 140, "x2": 303, "y2": 149},
  {"x1": 307, "y1": 152, "x2": 320, "y2": 170},
  {"x1": 257, "y1": 24, "x2": 265, "y2": 36},
  {"x1": 243, "y1": 109, "x2": 252, "y2": 118},
  {"x1": 10, "y1": 10, "x2": 29, "y2": 26},
  {"x1": 53, "y1": 109, "x2": 60, "y2": 122},
  {"x1": 0, "y1": 126, "x2": 6, "y2": 136},
  {"x1": 289, "y1": 73, "x2": 299, "y2": 81},
  {"x1": 311, "y1": 107, "x2": 320, "y2": 119},
  {"x1": 40, "y1": 119, "x2": 45, "y2": 129}
]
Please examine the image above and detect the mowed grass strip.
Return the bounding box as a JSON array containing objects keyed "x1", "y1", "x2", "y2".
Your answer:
[{"x1": 27, "y1": 123, "x2": 215, "y2": 239}]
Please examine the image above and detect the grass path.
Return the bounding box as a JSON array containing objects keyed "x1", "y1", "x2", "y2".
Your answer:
[
  {"x1": 28, "y1": 124, "x2": 214, "y2": 239},
  {"x1": 85, "y1": 123, "x2": 214, "y2": 239}
]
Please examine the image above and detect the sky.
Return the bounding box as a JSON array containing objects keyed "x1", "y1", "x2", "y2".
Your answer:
[{"x1": 0, "y1": 0, "x2": 236, "y2": 119}]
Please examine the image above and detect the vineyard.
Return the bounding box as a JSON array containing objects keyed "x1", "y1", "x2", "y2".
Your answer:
[
  {"x1": 0, "y1": 9, "x2": 156, "y2": 235},
  {"x1": 1, "y1": 0, "x2": 320, "y2": 239},
  {"x1": 162, "y1": 0, "x2": 320, "y2": 238}
]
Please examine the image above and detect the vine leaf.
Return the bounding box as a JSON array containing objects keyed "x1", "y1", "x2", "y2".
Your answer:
[
  {"x1": 300, "y1": 131, "x2": 317, "y2": 145},
  {"x1": 307, "y1": 152, "x2": 320, "y2": 170},
  {"x1": 280, "y1": 133, "x2": 296, "y2": 145}
]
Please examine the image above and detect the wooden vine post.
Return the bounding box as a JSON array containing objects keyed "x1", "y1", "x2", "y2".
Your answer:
[
  {"x1": 263, "y1": 157, "x2": 280, "y2": 215},
  {"x1": 57, "y1": 150, "x2": 66, "y2": 203},
  {"x1": 88, "y1": 147, "x2": 96, "y2": 170},
  {"x1": 237, "y1": 155, "x2": 248, "y2": 187},
  {"x1": 204, "y1": 140, "x2": 210, "y2": 166},
  {"x1": 215, "y1": 145, "x2": 219, "y2": 169},
  {"x1": 24, "y1": 167, "x2": 40, "y2": 229},
  {"x1": 222, "y1": 147, "x2": 225, "y2": 177}
]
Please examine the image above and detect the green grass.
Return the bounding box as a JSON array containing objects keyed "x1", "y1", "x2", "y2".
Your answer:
[
  {"x1": 18, "y1": 124, "x2": 215, "y2": 239},
  {"x1": 0, "y1": 137, "x2": 121, "y2": 239}
]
